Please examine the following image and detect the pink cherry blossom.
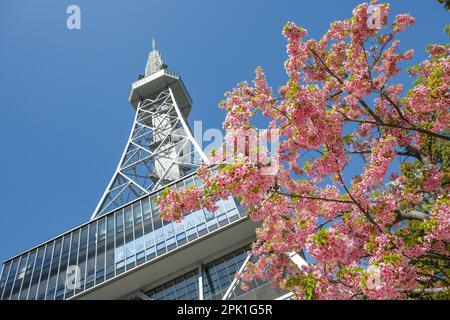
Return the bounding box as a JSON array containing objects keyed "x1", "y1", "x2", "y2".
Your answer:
[{"x1": 158, "y1": 2, "x2": 449, "y2": 300}]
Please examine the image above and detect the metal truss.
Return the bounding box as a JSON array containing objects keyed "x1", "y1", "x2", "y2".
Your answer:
[
  {"x1": 222, "y1": 253, "x2": 252, "y2": 300},
  {"x1": 92, "y1": 87, "x2": 207, "y2": 218},
  {"x1": 222, "y1": 252, "x2": 307, "y2": 300}
]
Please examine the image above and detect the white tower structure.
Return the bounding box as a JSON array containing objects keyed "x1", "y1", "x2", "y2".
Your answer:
[{"x1": 92, "y1": 40, "x2": 207, "y2": 218}]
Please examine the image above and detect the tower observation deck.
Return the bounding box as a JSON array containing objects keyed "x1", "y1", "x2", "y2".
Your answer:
[{"x1": 0, "y1": 41, "x2": 295, "y2": 301}]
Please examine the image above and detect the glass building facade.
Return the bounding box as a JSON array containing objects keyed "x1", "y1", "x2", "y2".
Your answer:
[
  {"x1": 142, "y1": 245, "x2": 267, "y2": 301},
  {"x1": 0, "y1": 174, "x2": 248, "y2": 300}
]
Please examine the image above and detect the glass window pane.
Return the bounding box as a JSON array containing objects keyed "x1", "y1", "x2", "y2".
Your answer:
[
  {"x1": 27, "y1": 246, "x2": 45, "y2": 300},
  {"x1": 143, "y1": 212, "x2": 155, "y2": 259},
  {"x1": 45, "y1": 238, "x2": 62, "y2": 300},
  {"x1": 0, "y1": 261, "x2": 11, "y2": 299},
  {"x1": 10, "y1": 255, "x2": 28, "y2": 300},
  {"x1": 105, "y1": 215, "x2": 115, "y2": 280},
  {"x1": 65, "y1": 230, "x2": 79, "y2": 299},
  {"x1": 142, "y1": 198, "x2": 151, "y2": 219},
  {"x1": 153, "y1": 216, "x2": 165, "y2": 254},
  {"x1": 36, "y1": 242, "x2": 54, "y2": 300},
  {"x1": 55, "y1": 236, "x2": 71, "y2": 300},
  {"x1": 150, "y1": 195, "x2": 159, "y2": 211},
  {"x1": 85, "y1": 223, "x2": 98, "y2": 289},
  {"x1": 133, "y1": 202, "x2": 142, "y2": 224},
  {"x1": 115, "y1": 210, "x2": 125, "y2": 275},
  {"x1": 75, "y1": 226, "x2": 88, "y2": 294},
  {"x1": 96, "y1": 218, "x2": 106, "y2": 285},
  {"x1": 125, "y1": 206, "x2": 136, "y2": 270},
  {"x1": 98, "y1": 218, "x2": 106, "y2": 242},
  {"x1": 163, "y1": 220, "x2": 176, "y2": 250},
  {"x1": 2, "y1": 257, "x2": 20, "y2": 300},
  {"x1": 125, "y1": 206, "x2": 133, "y2": 229}
]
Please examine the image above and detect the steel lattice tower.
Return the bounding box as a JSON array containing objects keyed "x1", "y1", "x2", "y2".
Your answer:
[{"x1": 92, "y1": 40, "x2": 208, "y2": 218}]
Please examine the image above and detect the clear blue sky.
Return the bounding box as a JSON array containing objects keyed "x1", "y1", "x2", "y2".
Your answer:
[{"x1": 0, "y1": 0, "x2": 448, "y2": 263}]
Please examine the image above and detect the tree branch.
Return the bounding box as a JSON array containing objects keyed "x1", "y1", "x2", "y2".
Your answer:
[
  {"x1": 396, "y1": 210, "x2": 430, "y2": 222},
  {"x1": 270, "y1": 190, "x2": 355, "y2": 204},
  {"x1": 337, "y1": 171, "x2": 384, "y2": 232},
  {"x1": 342, "y1": 116, "x2": 450, "y2": 141}
]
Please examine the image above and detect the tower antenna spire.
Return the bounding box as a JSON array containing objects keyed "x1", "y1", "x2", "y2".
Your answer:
[{"x1": 152, "y1": 38, "x2": 156, "y2": 51}]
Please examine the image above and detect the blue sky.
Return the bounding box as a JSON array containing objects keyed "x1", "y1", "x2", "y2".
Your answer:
[{"x1": 0, "y1": 0, "x2": 448, "y2": 263}]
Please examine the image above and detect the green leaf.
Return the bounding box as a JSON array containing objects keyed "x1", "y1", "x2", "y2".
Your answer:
[{"x1": 314, "y1": 229, "x2": 328, "y2": 245}]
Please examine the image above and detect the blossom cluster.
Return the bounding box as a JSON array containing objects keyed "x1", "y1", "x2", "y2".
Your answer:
[{"x1": 158, "y1": 2, "x2": 449, "y2": 299}]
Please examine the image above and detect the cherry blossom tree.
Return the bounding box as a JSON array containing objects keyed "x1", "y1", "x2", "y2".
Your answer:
[{"x1": 158, "y1": 1, "x2": 449, "y2": 299}]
